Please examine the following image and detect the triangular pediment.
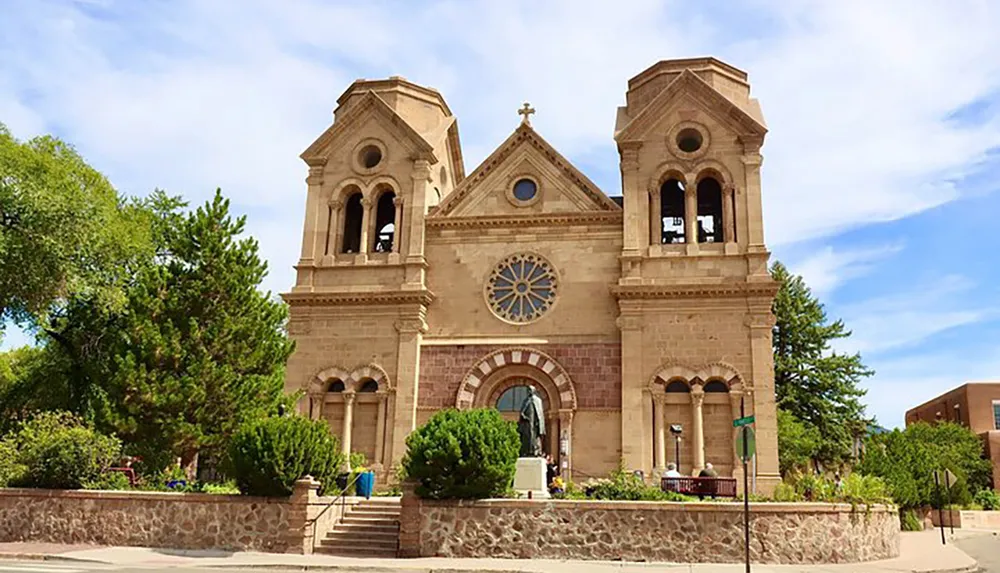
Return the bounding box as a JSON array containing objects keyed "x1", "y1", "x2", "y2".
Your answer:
[
  {"x1": 300, "y1": 91, "x2": 437, "y2": 166},
  {"x1": 615, "y1": 70, "x2": 766, "y2": 143},
  {"x1": 432, "y1": 124, "x2": 620, "y2": 218}
]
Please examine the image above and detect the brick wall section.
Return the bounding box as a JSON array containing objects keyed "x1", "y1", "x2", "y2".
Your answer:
[{"x1": 418, "y1": 344, "x2": 621, "y2": 409}]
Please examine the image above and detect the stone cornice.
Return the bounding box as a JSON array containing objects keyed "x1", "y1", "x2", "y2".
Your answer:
[
  {"x1": 426, "y1": 211, "x2": 623, "y2": 230},
  {"x1": 282, "y1": 289, "x2": 434, "y2": 307},
  {"x1": 611, "y1": 281, "x2": 779, "y2": 300}
]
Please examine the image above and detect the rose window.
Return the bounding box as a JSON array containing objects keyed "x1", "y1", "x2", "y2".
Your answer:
[{"x1": 486, "y1": 253, "x2": 558, "y2": 323}]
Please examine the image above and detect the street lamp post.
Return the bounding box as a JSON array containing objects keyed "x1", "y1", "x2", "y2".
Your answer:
[{"x1": 669, "y1": 424, "x2": 683, "y2": 471}]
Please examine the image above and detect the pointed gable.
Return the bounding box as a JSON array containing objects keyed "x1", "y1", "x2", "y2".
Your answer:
[
  {"x1": 300, "y1": 91, "x2": 437, "y2": 166},
  {"x1": 433, "y1": 123, "x2": 620, "y2": 217},
  {"x1": 614, "y1": 69, "x2": 766, "y2": 144}
]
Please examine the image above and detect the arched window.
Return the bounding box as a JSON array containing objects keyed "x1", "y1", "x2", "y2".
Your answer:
[
  {"x1": 372, "y1": 189, "x2": 396, "y2": 253},
  {"x1": 358, "y1": 379, "x2": 378, "y2": 393},
  {"x1": 703, "y1": 380, "x2": 729, "y2": 393},
  {"x1": 329, "y1": 380, "x2": 346, "y2": 393},
  {"x1": 496, "y1": 385, "x2": 533, "y2": 411},
  {"x1": 660, "y1": 179, "x2": 686, "y2": 244},
  {"x1": 665, "y1": 380, "x2": 691, "y2": 393},
  {"x1": 341, "y1": 191, "x2": 363, "y2": 254},
  {"x1": 696, "y1": 177, "x2": 723, "y2": 243}
]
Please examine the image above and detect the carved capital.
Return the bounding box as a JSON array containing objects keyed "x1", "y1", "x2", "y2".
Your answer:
[
  {"x1": 615, "y1": 314, "x2": 642, "y2": 331},
  {"x1": 306, "y1": 167, "x2": 324, "y2": 186},
  {"x1": 744, "y1": 313, "x2": 776, "y2": 329},
  {"x1": 740, "y1": 153, "x2": 763, "y2": 168},
  {"x1": 287, "y1": 319, "x2": 312, "y2": 335},
  {"x1": 652, "y1": 393, "x2": 666, "y2": 406},
  {"x1": 361, "y1": 198, "x2": 373, "y2": 210},
  {"x1": 619, "y1": 143, "x2": 642, "y2": 172},
  {"x1": 723, "y1": 183, "x2": 737, "y2": 196},
  {"x1": 690, "y1": 386, "x2": 705, "y2": 406},
  {"x1": 411, "y1": 159, "x2": 433, "y2": 181},
  {"x1": 392, "y1": 196, "x2": 403, "y2": 207},
  {"x1": 343, "y1": 392, "x2": 356, "y2": 405},
  {"x1": 329, "y1": 199, "x2": 344, "y2": 210},
  {"x1": 395, "y1": 317, "x2": 428, "y2": 334}
]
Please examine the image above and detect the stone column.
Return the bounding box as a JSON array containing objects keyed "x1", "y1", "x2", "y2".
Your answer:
[
  {"x1": 298, "y1": 163, "x2": 325, "y2": 265},
  {"x1": 308, "y1": 392, "x2": 324, "y2": 421},
  {"x1": 620, "y1": 144, "x2": 643, "y2": 257},
  {"x1": 404, "y1": 159, "x2": 432, "y2": 284},
  {"x1": 684, "y1": 177, "x2": 699, "y2": 251},
  {"x1": 358, "y1": 198, "x2": 373, "y2": 256},
  {"x1": 654, "y1": 393, "x2": 666, "y2": 471},
  {"x1": 286, "y1": 475, "x2": 321, "y2": 554},
  {"x1": 390, "y1": 315, "x2": 427, "y2": 471},
  {"x1": 559, "y1": 409, "x2": 574, "y2": 481},
  {"x1": 325, "y1": 200, "x2": 343, "y2": 259},
  {"x1": 341, "y1": 392, "x2": 356, "y2": 469},
  {"x1": 618, "y1": 310, "x2": 649, "y2": 473},
  {"x1": 740, "y1": 140, "x2": 765, "y2": 252},
  {"x1": 374, "y1": 393, "x2": 388, "y2": 468},
  {"x1": 747, "y1": 310, "x2": 780, "y2": 493},
  {"x1": 391, "y1": 196, "x2": 404, "y2": 254},
  {"x1": 722, "y1": 183, "x2": 736, "y2": 245},
  {"x1": 648, "y1": 186, "x2": 661, "y2": 246},
  {"x1": 691, "y1": 385, "x2": 705, "y2": 474}
]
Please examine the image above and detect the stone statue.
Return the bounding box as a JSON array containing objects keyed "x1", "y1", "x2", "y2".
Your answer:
[{"x1": 517, "y1": 386, "x2": 546, "y2": 457}]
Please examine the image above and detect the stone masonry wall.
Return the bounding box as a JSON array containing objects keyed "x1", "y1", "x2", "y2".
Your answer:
[
  {"x1": 400, "y1": 496, "x2": 899, "y2": 564},
  {"x1": 0, "y1": 479, "x2": 353, "y2": 554}
]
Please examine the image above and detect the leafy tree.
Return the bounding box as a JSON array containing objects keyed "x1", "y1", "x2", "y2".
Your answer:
[
  {"x1": 3, "y1": 411, "x2": 121, "y2": 489},
  {"x1": 858, "y1": 422, "x2": 992, "y2": 509},
  {"x1": 777, "y1": 409, "x2": 820, "y2": 476},
  {"x1": 403, "y1": 409, "x2": 519, "y2": 500},
  {"x1": 771, "y1": 262, "x2": 872, "y2": 467},
  {"x1": 35, "y1": 190, "x2": 295, "y2": 472},
  {"x1": 0, "y1": 123, "x2": 153, "y2": 328}
]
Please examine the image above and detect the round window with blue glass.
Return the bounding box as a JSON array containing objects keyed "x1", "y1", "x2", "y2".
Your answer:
[
  {"x1": 512, "y1": 178, "x2": 538, "y2": 202},
  {"x1": 485, "y1": 253, "x2": 558, "y2": 324}
]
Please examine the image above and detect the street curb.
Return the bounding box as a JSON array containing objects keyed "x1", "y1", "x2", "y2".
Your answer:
[
  {"x1": 206, "y1": 566, "x2": 529, "y2": 573},
  {"x1": 0, "y1": 553, "x2": 111, "y2": 565}
]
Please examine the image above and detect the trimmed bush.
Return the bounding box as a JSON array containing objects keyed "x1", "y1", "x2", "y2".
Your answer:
[
  {"x1": 973, "y1": 489, "x2": 1000, "y2": 511},
  {"x1": 403, "y1": 408, "x2": 519, "y2": 500},
  {"x1": 85, "y1": 471, "x2": 132, "y2": 490},
  {"x1": 0, "y1": 440, "x2": 22, "y2": 487},
  {"x1": 901, "y1": 510, "x2": 923, "y2": 531},
  {"x1": 4, "y1": 411, "x2": 121, "y2": 489},
  {"x1": 228, "y1": 414, "x2": 343, "y2": 496}
]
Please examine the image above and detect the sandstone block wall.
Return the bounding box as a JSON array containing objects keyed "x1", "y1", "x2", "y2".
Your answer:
[
  {"x1": 400, "y1": 497, "x2": 899, "y2": 564},
  {"x1": 0, "y1": 482, "x2": 356, "y2": 553}
]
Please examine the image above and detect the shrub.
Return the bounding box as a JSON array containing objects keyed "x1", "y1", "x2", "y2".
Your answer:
[
  {"x1": 228, "y1": 414, "x2": 344, "y2": 497},
  {"x1": 7, "y1": 411, "x2": 121, "y2": 489},
  {"x1": 973, "y1": 489, "x2": 1000, "y2": 511},
  {"x1": 587, "y1": 467, "x2": 693, "y2": 502},
  {"x1": 85, "y1": 471, "x2": 132, "y2": 490},
  {"x1": 403, "y1": 408, "x2": 519, "y2": 500},
  {"x1": 0, "y1": 439, "x2": 24, "y2": 487},
  {"x1": 900, "y1": 510, "x2": 923, "y2": 531},
  {"x1": 839, "y1": 473, "x2": 891, "y2": 507},
  {"x1": 772, "y1": 482, "x2": 802, "y2": 502}
]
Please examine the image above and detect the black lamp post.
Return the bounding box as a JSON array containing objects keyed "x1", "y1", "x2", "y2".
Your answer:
[{"x1": 669, "y1": 424, "x2": 683, "y2": 470}]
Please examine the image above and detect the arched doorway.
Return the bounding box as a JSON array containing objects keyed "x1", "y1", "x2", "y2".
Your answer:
[{"x1": 456, "y1": 348, "x2": 577, "y2": 479}]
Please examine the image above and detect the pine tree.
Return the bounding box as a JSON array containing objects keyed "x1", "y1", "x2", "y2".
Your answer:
[{"x1": 771, "y1": 261, "x2": 872, "y2": 468}]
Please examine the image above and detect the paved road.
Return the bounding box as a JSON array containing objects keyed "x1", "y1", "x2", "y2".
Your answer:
[{"x1": 954, "y1": 531, "x2": 1000, "y2": 573}]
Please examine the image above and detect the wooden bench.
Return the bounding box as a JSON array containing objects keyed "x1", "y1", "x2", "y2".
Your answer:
[{"x1": 661, "y1": 476, "x2": 738, "y2": 499}]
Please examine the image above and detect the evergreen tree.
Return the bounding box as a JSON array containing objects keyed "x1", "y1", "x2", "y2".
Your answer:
[{"x1": 771, "y1": 261, "x2": 872, "y2": 468}]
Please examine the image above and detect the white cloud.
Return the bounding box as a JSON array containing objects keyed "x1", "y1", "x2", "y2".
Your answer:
[
  {"x1": 786, "y1": 243, "x2": 903, "y2": 298},
  {"x1": 834, "y1": 275, "x2": 996, "y2": 356}
]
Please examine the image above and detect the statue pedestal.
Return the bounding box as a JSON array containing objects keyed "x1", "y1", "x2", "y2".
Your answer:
[{"x1": 514, "y1": 457, "x2": 550, "y2": 499}]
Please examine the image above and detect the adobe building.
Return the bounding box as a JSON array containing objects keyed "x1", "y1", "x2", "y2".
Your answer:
[
  {"x1": 906, "y1": 382, "x2": 1000, "y2": 490},
  {"x1": 282, "y1": 57, "x2": 781, "y2": 493}
]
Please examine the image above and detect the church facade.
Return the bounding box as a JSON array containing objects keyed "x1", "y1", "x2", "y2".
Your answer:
[{"x1": 283, "y1": 57, "x2": 781, "y2": 492}]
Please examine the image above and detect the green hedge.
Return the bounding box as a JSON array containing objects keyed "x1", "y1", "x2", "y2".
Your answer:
[
  {"x1": 227, "y1": 414, "x2": 343, "y2": 496},
  {"x1": 402, "y1": 409, "x2": 519, "y2": 500}
]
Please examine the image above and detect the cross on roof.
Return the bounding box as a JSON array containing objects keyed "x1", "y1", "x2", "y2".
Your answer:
[{"x1": 518, "y1": 102, "x2": 535, "y2": 126}]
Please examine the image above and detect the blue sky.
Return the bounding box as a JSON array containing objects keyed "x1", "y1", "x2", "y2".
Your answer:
[{"x1": 2, "y1": 0, "x2": 999, "y2": 428}]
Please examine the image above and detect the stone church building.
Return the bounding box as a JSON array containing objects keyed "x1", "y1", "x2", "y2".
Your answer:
[{"x1": 283, "y1": 57, "x2": 780, "y2": 492}]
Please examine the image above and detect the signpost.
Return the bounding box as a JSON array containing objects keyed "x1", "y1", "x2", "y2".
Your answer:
[
  {"x1": 933, "y1": 469, "x2": 957, "y2": 543},
  {"x1": 736, "y1": 401, "x2": 753, "y2": 573}
]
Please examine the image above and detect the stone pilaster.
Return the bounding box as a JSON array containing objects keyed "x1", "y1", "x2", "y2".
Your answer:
[
  {"x1": 653, "y1": 393, "x2": 666, "y2": 471},
  {"x1": 691, "y1": 385, "x2": 705, "y2": 474},
  {"x1": 298, "y1": 163, "x2": 325, "y2": 265},
  {"x1": 617, "y1": 308, "x2": 648, "y2": 473},
  {"x1": 389, "y1": 314, "x2": 427, "y2": 470},
  {"x1": 747, "y1": 310, "x2": 780, "y2": 493},
  {"x1": 740, "y1": 137, "x2": 765, "y2": 253},
  {"x1": 286, "y1": 475, "x2": 321, "y2": 554}
]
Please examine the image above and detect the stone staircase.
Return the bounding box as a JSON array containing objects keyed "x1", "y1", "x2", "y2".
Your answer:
[{"x1": 315, "y1": 497, "x2": 401, "y2": 557}]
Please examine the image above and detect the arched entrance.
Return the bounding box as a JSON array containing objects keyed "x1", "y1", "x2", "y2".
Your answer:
[{"x1": 455, "y1": 348, "x2": 577, "y2": 479}]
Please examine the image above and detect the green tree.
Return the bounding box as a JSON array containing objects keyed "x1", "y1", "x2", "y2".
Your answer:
[
  {"x1": 0, "y1": 123, "x2": 153, "y2": 328},
  {"x1": 859, "y1": 422, "x2": 992, "y2": 509},
  {"x1": 771, "y1": 262, "x2": 872, "y2": 467},
  {"x1": 777, "y1": 409, "x2": 820, "y2": 476},
  {"x1": 39, "y1": 190, "x2": 295, "y2": 471}
]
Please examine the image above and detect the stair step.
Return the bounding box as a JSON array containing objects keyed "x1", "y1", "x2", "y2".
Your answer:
[
  {"x1": 347, "y1": 511, "x2": 400, "y2": 519},
  {"x1": 316, "y1": 543, "x2": 397, "y2": 558},
  {"x1": 342, "y1": 516, "x2": 398, "y2": 526},
  {"x1": 327, "y1": 529, "x2": 399, "y2": 540},
  {"x1": 321, "y1": 536, "x2": 398, "y2": 549},
  {"x1": 330, "y1": 523, "x2": 398, "y2": 534}
]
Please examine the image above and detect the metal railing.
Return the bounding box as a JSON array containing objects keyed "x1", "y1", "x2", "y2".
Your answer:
[{"x1": 308, "y1": 472, "x2": 364, "y2": 551}]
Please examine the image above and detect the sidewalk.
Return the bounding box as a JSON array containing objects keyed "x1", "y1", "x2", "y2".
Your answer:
[{"x1": 0, "y1": 530, "x2": 980, "y2": 573}]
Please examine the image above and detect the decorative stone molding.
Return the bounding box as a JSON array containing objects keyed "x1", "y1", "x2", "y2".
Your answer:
[
  {"x1": 744, "y1": 313, "x2": 777, "y2": 329},
  {"x1": 648, "y1": 361, "x2": 747, "y2": 390},
  {"x1": 426, "y1": 211, "x2": 622, "y2": 230},
  {"x1": 306, "y1": 165, "x2": 325, "y2": 185},
  {"x1": 454, "y1": 347, "x2": 577, "y2": 411},
  {"x1": 667, "y1": 121, "x2": 711, "y2": 161},
  {"x1": 692, "y1": 158, "x2": 734, "y2": 186},
  {"x1": 615, "y1": 314, "x2": 642, "y2": 331},
  {"x1": 611, "y1": 282, "x2": 780, "y2": 300},
  {"x1": 310, "y1": 362, "x2": 393, "y2": 393},
  {"x1": 411, "y1": 159, "x2": 433, "y2": 181},
  {"x1": 394, "y1": 317, "x2": 429, "y2": 334},
  {"x1": 282, "y1": 289, "x2": 434, "y2": 307}
]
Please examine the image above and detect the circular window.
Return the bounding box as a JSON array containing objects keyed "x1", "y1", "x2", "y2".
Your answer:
[
  {"x1": 512, "y1": 178, "x2": 538, "y2": 201},
  {"x1": 486, "y1": 253, "x2": 558, "y2": 324},
  {"x1": 676, "y1": 128, "x2": 703, "y2": 153},
  {"x1": 359, "y1": 145, "x2": 382, "y2": 169}
]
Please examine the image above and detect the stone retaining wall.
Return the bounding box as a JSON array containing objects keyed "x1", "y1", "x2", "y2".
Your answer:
[
  {"x1": 400, "y1": 494, "x2": 899, "y2": 564},
  {"x1": 0, "y1": 478, "x2": 356, "y2": 553},
  {"x1": 931, "y1": 508, "x2": 1000, "y2": 530}
]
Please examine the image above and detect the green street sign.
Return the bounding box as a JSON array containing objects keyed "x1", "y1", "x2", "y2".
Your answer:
[
  {"x1": 735, "y1": 426, "x2": 756, "y2": 462},
  {"x1": 733, "y1": 415, "x2": 755, "y2": 428}
]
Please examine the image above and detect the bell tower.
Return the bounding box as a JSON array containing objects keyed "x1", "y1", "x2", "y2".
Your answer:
[{"x1": 612, "y1": 57, "x2": 780, "y2": 493}]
